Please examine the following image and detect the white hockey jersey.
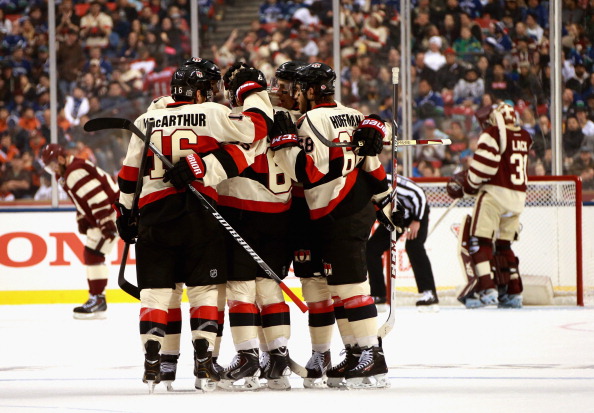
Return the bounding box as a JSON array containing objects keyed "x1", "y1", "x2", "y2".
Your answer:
[{"x1": 273, "y1": 102, "x2": 389, "y2": 219}]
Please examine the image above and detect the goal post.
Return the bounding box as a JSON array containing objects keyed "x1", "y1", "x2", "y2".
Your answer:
[{"x1": 392, "y1": 175, "x2": 584, "y2": 306}]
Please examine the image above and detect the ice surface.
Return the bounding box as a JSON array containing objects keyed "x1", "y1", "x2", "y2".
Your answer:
[{"x1": 1, "y1": 303, "x2": 594, "y2": 413}]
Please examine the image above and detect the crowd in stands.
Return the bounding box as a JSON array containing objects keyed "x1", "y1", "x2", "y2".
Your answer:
[{"x1": 1, "y1": 0, "x2": 594, "y2": 202}]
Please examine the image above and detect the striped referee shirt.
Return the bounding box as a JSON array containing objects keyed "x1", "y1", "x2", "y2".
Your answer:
[{"x1": 391, "y1": 174, "x2": 428, "y2": 222}]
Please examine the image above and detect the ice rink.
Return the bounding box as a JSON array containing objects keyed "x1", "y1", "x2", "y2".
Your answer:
[{"x1": 1, "y1": 301, "x2": 594, "y2": 413}]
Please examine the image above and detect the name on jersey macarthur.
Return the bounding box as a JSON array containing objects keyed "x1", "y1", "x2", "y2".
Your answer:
[
  {"x1": 147, "y1": 113, "x2": 207, "y2": 128},
  {"x1": 329, "y1": 114, "x2": 363, "y2": 129}
]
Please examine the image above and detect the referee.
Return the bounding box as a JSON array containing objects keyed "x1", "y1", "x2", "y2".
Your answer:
[{"x1": 366, "y1": 174, "x2": 439, "y2": 310}]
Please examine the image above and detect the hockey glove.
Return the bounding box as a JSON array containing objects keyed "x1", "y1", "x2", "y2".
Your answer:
[
  {"x1": 163, "y1": 154, "x2": 206, "y2": 190},
  {"x1": 229, "y1": 67, "x2": 267, "y2": 105},
  {"x1": 353, "y1": 114, "x2": 387, "y2": 156},
  {"x1": 114, "y1": 202, "x2": 138, "y2": 244},
  {"x1": 77, "y1": 215, "x2": 91, "y2": 235},
  {"x1": 269, "y1": 111, "x2": 299, "y2": 151},
  {"x1": 446, "y1": 171, "x2": 466, "y2": 199},
  {"x1": 373, "y1": 191, "x2": 400, "y2": 232},
  {"x1": 100, "y1": 220, "x2": 117, "y2": 241}
]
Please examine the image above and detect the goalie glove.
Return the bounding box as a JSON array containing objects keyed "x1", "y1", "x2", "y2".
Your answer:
[
  {"x1": 353, "y1": 114, "x2": 387, "y2": 156},
  {"x1": 447, "y1": 170, "x2": 478, "y2": 198},
  {"x1": 163, "y1": 154, "x2": 206, "y2": 190},
  {"x1": 269, "y1": 111, "x2": 299, "y2": 151},
  {"x1": 114, "y1": 202, "x2": 138, "y2": 244}
]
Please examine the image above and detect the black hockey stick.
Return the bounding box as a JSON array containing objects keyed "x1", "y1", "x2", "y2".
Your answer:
[
  {"x1": 378, "y1": 67, "x2": 400, "y2": 340},
  {"x1": 84, "y1": 117, "x2": 309, "y2": 313}
]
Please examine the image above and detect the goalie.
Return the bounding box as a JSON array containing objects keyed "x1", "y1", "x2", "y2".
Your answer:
[{"x1": 447, "y1": 102, "x2": 532, "y2": 309}]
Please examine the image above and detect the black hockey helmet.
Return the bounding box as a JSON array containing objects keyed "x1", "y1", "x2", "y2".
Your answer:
[
  {"x1": 294, "y1": 62, "x2": 336, "y2": 96},
  {"x1": 275, "y1": 61, "x2": 307, "y2": 81},
  {"x1": 171, "y1": 57, "x2": 222, "y2": 102}
]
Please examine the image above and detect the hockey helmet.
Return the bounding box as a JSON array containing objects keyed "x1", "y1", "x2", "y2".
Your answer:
[
  {"x1": 294, "y1": 62, "x2": 336, "y2": 97},
  {"x1": 171, "y1": 58, "x2": 222, "y2": 102},
  {"x1": 275, "y1": 61, "x2": 307, "y2": 81},
  {"x1": 474, "y1": 104, "x2": 496, "y2": 129},
  {"x1": 41, "y1": 143, "x2": 67, "y2": 176}
]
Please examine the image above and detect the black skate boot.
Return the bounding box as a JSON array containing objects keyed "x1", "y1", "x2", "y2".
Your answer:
[
  {"x1": 326, "y1": 345, "x2": 361, "y2": 388},
  {"x1": 416, "y1": 290, "x2": 439, "y2": 312},
  {"x1": 261, "y1": 346, "x2": 291, "y2": 390},
  {"x1": 143, "y1": 340, "x2": 161, "y2": 393},
  {"x1": 160, "y1": 354, "x2": 179, "y2": 391},
  {"x1": 212, "y1": 356, "x2": 224, "y2": 375},
  {"x1": 218, "y1": 348, "x2": 261, "y2": 391},
  {"x1": 303, "y1": 350, "x2": 331, "y2": 388},
  {"x1": 73, "y1": 294, "x2": 107, "y2": 320},
  {"x1": 344, "y1": 346, "x2": 390, "y2": 389},
  {"x1": 193, "y1": 339, "x2": 220, "y2": 392}
]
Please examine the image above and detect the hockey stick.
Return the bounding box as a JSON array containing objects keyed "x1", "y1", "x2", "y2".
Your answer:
[
  {"x1": 427, "y1": 198, "x2": 460, "y2": 238},
  {"x1": 84, "y1": 117, "x2": 309, "y2": 313},
  {"x1": 377, "y1": 67, "x2": 399, "y2": 340},
  {"x1": 304, "y1": 114, "x2": 451, "y2": 148}
]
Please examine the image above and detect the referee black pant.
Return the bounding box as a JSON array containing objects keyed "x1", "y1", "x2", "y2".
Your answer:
[{"x1": 366, "y1": 210, "x2": 436, "y2": 298}]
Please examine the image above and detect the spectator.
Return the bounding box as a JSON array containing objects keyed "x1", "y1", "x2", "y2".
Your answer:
[
  {"x1": 34, "y1": 173, "x2": 69, "y2": 201},
  {"x1": 563, "y1": 114, "x2": 585, "y2": 160},
  {"x1": 524, "y1": 12, "x2": 544, "y2": 44},
  {"x1": 523, "y1": 0, "x2": 548, "y2": 29},
  {"x1": 9, "y1": 48, "x2": 32, "y2": 78},
  {"x1": 453, "y1": 65, "x2": 484, "y2": 106},
  {"x1": 83, "y1": 47, "x2": 113, "y2": 78},
  {"x1": 415, "y1": 78, "x2": 445, "y2": 120},
  {"x1": 569, "y1": 145, "x2": 594, "y2": 176},
  {"x1": 259, "y1": 0, "x2": 284, "y2": 24},
  {"x1": 57, "y1": 30, "x2": 86, "y2": 98},
  {"x1": 414, "y1": 118, "x2": 449, "y2": 168},
  {"x1": 0, "y1": 133, "x2": 19, "y2": 165},
  {"x1": 360, "y1": 11, "x2": 389, "y2": 54},
  {"x1": 517, "y1": 60, "x2": 542, "y2": 103},
  {"x1": 56, "y1": 0, "x2": 81, "y2": 38},
  {"x1": 565, "y1": 59, "x2": 590, "y2": 100},
  {"x1": 436, "y1": 48, "x2": 463, "y2": 90},
  {"x1": 576, "y1": 105, "x2": 594, "y2": 149},
  {"x1": 414, "y1": 51, "x2": 438, "y2": 88},
  {"x1": 64, "y1": 87, "x2": 90, "y2": 127},
  {"x1": 452, "y1": 26, "x2": 482, "y2": 63},
  {"x1": 0, "y1": 8, "x2": 13, "y2": 36},
  {"x1": 485, "y1": 61, "x2": 519, "y2": 102},
  {"x1": 444, "y1": 119, "x2": 469, "y2": 165},
  {"x1": 0, "y1": 154, "x2": 32, "y2": 199},
  {"x1": 424, "y1": 36, "x2": 446, "y2": 72},
  {"x1": 18, "y1": 107, "x2": 41, "y2": 133},
  {"x1": 531, "y1": 114, "x2": 552, "y2": 160},
  {"x1": 80, "y1": 1, "x2": 114, "y2": 49}
]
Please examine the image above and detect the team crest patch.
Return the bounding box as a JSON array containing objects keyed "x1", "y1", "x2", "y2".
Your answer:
[
  {"x1": 323, "y1": 262, "x2": 332, "y2": 276},
  {"x1": 209, "y1": 269, "x2": 218, "y2": 278},
  {"x1": 294, "y1": 249, "x2": 311, "y2": 263}
]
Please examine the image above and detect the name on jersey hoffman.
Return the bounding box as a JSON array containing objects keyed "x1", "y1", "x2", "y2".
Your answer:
[
  {"x1": 329, "y1": 114, "x2": 363, "y2": 129},
  {"x1": 148, "y1": 113, "x2": 207, "y2": 128}
]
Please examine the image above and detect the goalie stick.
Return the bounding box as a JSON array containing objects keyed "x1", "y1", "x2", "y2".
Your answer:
[
  {"x1": 304, "y1": 114, "x2": 451, "y2": 148},
  {"x1": 84, "y1": 117, "x2": 308, "y2": 313}
]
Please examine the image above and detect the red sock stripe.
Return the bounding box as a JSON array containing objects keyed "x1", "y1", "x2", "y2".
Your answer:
[
  {"x1": 308, "y1": 299, "x2": 334, "y2": 314},
  {"x1": 190, "y1": 306, "x2": 218, "y2": 321},
  {"x1": 218, "y1": 310, "x2": 225, "y2": 324},
  {"x1": 167, "y1": 307, "x2": 182, "y2": 323},
  {"x1": 332, "y1": 296, "x2": 343, "y2": 307},
  {"x1": 139, "y1": 307, "x2": 168, "y2": 324},
  {"x1": 228, "y1": 302, "x2": 259, "y2": 314},
  {"x1": 260, "y1": 302, "x2": 290, "y2": 316},
  {"x1": 343, "y1": 295, "x2": 375, "y2": 309}
]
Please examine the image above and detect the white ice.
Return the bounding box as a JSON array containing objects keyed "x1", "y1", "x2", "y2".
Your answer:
[{"x1": 1, "y1": 302, "x2": 594, "y2": 413}]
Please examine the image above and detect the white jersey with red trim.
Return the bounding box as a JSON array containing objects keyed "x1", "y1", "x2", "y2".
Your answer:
[
  {"x1": 216, "y1": 106, "x2": 292, "y2": 213},
  {"x1": 62, "y1": 156, "x2": 119, "y2": 227},
  {"x1": 273, "y1": 102, "x2": 389, "y2": 219},
  {"x1": 118, "y1": 91, "x2": 273, "y2": 224}
]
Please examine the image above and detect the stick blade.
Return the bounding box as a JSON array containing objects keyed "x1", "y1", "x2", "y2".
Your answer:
[{"x1": 84, "y1": 117, "x2": 133, "y2": 132}]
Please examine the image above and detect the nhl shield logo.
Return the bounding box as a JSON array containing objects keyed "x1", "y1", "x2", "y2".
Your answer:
[{"x1": 209, "y1": 269, "x2": 218, "y2": 278}]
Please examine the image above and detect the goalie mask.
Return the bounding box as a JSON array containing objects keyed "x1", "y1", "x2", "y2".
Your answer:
[
  {"x1": 293, "y1": 62, "x2": 336, "y2": 98},
  {"x1": 171, "y1": 58, "x2": 222, "y2": 102}
]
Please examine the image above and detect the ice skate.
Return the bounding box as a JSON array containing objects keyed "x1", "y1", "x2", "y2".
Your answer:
[
  {"x1": 326, "y1": 345, "x2": 361, "y2": 388},
  {"x1": 416, "y1": 290, "x2": 439, "y2": 313},
  {"x1": 73, "y1": 294, "x2": 107, "y2": 320},
  {"x1": 345, "y1": 346, "x2": 390, "y2": 389},
  {"x1": 160, "y1": 354, "x2": 179, "y2": 391},
  {"x1": 465, "y1": 288, "x2": 498, "y2": 308},
  {"x1": 218, "y1": 348, "x2": 261, "y2": 391},
  {"x1": 303, "y1": 350, "x2": 331, "y2": 388},
  {"x1": 212, "y1": 356, "x2": 224, "y2": 375},
  {"x1": 261, "y1": 347, "x2": 291, "y2": 390},
  {"x1": 193, "y1": 339, "x2": 220, "y2": 392},
  {"x1": 142, "y1": 340, "x2": 161, "y2": 394},
  {"x1": 498, "y1": 293, "x2": 522, "y2": 309}
]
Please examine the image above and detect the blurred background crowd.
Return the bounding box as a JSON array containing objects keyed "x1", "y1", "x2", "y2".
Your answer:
[{"x1": 1, "y1": 0, "x2": 594, "y2": 202}]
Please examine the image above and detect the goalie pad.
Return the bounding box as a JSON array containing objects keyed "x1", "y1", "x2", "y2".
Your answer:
[{"x1": 457, "y1": 215, "x2": 478, "y2": 303}]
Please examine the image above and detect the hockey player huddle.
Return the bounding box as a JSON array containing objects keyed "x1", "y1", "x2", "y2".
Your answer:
[{"x1": 41, "y1": 56, "x2": 532, "y2": 393}]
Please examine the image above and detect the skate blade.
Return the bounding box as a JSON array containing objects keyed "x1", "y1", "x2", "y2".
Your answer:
[
  {"x1": 73, "y1": 311, "x2": 107, "y2": 320},
  {"x1": 345, "y1": 374, "x2": 391, "y2": 389},
  {"x1": 195, "y1": 378, "x2": 218, "y2": 392},
  {"x1": 218, "y1": 376, "x2": 262, "y2": 391},
  {"x1": 303, "y1": 376, "x2": 328, "y2": 389},
  {"x1": 145, "y1": 380, "x2": 157, "y2": 394},
  {"x1": 266, "y1": 376, "x2": 291, "y2": 390},
  {"x1": 163, "y1": 380, "x2": 174, "y2": 391},
  {"x1": 464, "y1": 298, "x2": 485, "y2": 309},
  {"x1": 417, "y1": 304, "x2": 439, "y2": 313},
  {"x1": 327, "y1": 377, "x2": 347, "y2": 389}
]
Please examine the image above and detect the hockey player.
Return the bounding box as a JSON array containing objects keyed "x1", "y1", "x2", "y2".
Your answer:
[
  {"x1": 367, "y1": 174, "x2": 439, "y2": 311},
  {"x1": 204, "y1": 63, "x2": 293, "y2": 391},
  {"x1": 41, "y1": 143, "x2": 118, "y2": 320},
  {"x1": 272, "y1": 62, "x2": 393, "y2": 389},
  {"x1": 447, "y1": 102, "x2": 532, "y2": 309},
  {"x1": 115, "y1": 58, "x2": 273, "y2": 391}
]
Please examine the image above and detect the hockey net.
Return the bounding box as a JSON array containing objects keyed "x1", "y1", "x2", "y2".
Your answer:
[{"x1": 389, "y1": 176, "x2": 587, "y2": 306}]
